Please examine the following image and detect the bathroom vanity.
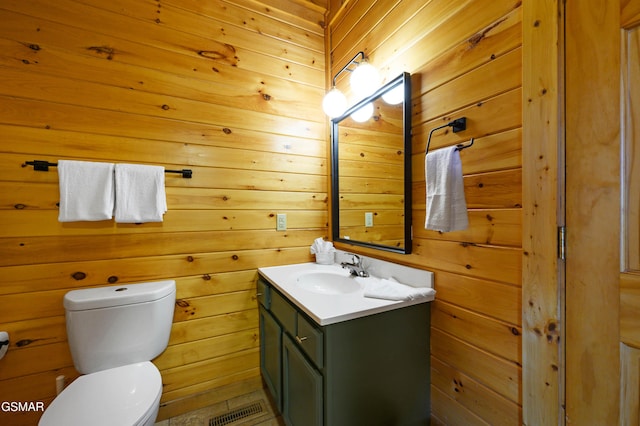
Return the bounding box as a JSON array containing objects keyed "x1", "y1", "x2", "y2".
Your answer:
[{"x1": 257, "y1": 259, "x2": 434, "y2": 426}]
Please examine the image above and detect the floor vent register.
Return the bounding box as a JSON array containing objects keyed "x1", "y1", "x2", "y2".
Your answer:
[{"x1": 208, "y1": 401, "x2": 265, "y2": 426}]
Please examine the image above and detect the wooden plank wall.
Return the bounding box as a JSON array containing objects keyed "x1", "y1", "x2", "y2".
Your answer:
[
  {"x1": 328, "y1": 0, "x2": 523, "y2": 424},
  {"x1": 0, "y1": 0, "x2": 327, "y2": 424}
]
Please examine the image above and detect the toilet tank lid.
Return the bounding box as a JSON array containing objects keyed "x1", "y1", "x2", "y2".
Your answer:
[{"x1": 64, "y1": 280, "x2": 176, "y2": 311}]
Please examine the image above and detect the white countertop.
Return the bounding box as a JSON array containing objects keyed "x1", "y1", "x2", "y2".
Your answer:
[{"x1": 258, "y1": 261, "x2": 435, "y2": 326}]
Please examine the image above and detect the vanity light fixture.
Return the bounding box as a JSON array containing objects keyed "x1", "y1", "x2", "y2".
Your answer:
[
  {"x1": 322, "y1": 51, "x2": 380, "y2": 118},
  {"x1": 350, "y1": 102, "x2": 374, "y2": 122},
  {"x1": 381, "y1": 82, "x2": 405, "y2": 105}
]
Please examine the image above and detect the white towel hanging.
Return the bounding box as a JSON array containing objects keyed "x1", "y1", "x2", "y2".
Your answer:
[
  {"x1": 58, "y1": 160, "x2": 115, "y2": 222},
  {"x1": 114, "y1": 164, "x2": 167, "y2": 223},
  {"x1": 425, "y1": 146, "x2": 469, "y2": 232}
]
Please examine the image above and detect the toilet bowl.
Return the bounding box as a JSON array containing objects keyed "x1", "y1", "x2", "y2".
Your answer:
[
  {"x1": 39, "y1": 362, "x2": 161, "y2": 426},
  {"x1": 38, "y1": 280, "x2": 176, "y2": 426}
]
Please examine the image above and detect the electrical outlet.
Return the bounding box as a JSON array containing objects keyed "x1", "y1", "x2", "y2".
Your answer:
[
  {"x1": 276, "y1": 213, "x2": 287, "y2": 231},
  {"x1": 365, "y1": 212, "x2": 374, "y2": 227}
]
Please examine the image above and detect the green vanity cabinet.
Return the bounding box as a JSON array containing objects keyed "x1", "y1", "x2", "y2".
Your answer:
[
  {"x1": 259, "y1": 306, "x2": 281, "y2": 410},
  {"x1": 282, "y1": 333, "x2": 323, "y2": 426},
  {"x1": 258, "y1": 276, "x2": 430, "y2": 426}
]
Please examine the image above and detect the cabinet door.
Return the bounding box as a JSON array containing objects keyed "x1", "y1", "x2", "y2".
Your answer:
[
  {"x1": 282, "y1": 334, "x2": 323, "y2": 426},
  {"x1": 259, "y1": 307, "x2": 282, "y2": 410}
]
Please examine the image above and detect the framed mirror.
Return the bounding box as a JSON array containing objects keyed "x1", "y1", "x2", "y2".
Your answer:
[{"x1": 331, "y1": 72, "x2": 412, "y2": 254}]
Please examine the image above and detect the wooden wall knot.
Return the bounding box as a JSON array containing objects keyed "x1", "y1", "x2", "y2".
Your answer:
[
  {"x1": 232, "y1": 254, "x2": 239, "y2": 260},
  {"x1": 176, "y1": 300, "x2": 190, "y2": 308},
  {"x1": 186, "y1": 256, "x2": 195, "y2": 262},
  {"x1": 202, "y1": 274, "x2": 211, "y2": 281},
  {"x1": 467, "y1": 16, "x2": 507, "y2": 49},
  {"x1": 71, "y1": 271, "x2": 86, "y2": 280},
  {"x1": 197, "y1": 44, "x2": 238, "y2": 66},
  {"x1": 16, "y1": 339, "x2": 39, "y2": 347},
  {"x1": 23, "y1": 43, "x2": 40, "y2": 51},
  {"x1": 107, "y1": 276, "x2": 118, "y2": 284},
  {"x1": 87, "y1": 46, "x2": 114, "y2": 60},
  {"x1": 545, "y1": 320, "x2": 559, "y2": 344},
  {"x1": 453, "y1": 378, "x2": 464, "y2": 393}
]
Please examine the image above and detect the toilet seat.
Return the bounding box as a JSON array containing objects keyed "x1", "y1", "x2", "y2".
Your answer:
[{"x1": 39, "y1": 361, "x2": 162, "y2": 426}]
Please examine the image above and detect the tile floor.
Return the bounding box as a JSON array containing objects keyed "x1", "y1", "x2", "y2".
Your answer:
[{"x1": 155, "y1": 388, "x2": 285, "y2": 426}]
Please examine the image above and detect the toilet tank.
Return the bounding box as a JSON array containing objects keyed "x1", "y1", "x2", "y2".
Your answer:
[{"x1": 64, "y1": 280, "x2": 176, "y2": 374}]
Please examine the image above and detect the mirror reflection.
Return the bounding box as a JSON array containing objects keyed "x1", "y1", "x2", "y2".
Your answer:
[{"x1": 331, "y1": 72, "x2": 412, "y2": 254}]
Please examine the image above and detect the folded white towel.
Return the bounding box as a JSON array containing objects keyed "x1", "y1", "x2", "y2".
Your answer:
[
  {"x1": 58, "y1": 160, "x2": 115, "y2": 222},
  {"x1": 425, "y1": 146, "x2": 469, "y2": 232},
  {"x1": 364, "y1": 278, "x2": 435, "y2": 301},
  {"x1": 310, "y1": 237, "x2": 335, "y2": 254},
  {"x1": 114, "y1": 164, "x2": 167, "y2": 223}
]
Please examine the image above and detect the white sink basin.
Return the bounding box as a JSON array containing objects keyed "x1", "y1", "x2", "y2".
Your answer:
[{"x1": 296, "y1": 271, "x2": 361, "y2": 295}]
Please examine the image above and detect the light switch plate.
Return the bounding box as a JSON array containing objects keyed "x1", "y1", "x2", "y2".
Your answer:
[
  {"x1": 365, "y1": 212, "x2": 374, "y2": 227},
  {"x1": 276, "y1": 213, "x2": 287, "y2": 231}
]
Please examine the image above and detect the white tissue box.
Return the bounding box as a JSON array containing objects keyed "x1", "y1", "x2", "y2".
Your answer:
[{"x1": 315, "y1": 252, "x2": 334, "y2": 265}]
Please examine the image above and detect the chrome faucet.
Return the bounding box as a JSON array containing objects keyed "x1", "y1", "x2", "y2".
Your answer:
[{"x1": 341, "y1": 254, "x2": 369, "y2": 277}]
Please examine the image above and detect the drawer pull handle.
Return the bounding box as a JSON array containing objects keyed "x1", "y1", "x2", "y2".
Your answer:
[
  {"x1": 295, "y1": 336, "x2": 308, "y2": 344},
  {"x1": 256, "y1": 292, "x2": 263, "y2": 297}
]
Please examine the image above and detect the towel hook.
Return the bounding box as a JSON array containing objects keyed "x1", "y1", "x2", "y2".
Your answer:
[{"x1": 425, "y1": 117, "x2": 468, "y2": 155}]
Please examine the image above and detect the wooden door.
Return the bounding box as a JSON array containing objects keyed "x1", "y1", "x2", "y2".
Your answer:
[
  {"x1": 620, "y1": 4, "x2": 640, "y2": 422},
  {"x1": 565, "y1": 1, "x2": 640, "y2": 424}
]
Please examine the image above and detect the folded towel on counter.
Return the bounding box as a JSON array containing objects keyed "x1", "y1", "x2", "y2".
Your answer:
[
  {"x1": 364, "y1": 277, "x2": 435, "y2": 301},
  {"x1": 114, "y1": 163, "x2": 167, "y2": 223},
  {"x1": 310, "y1": 237, "x2": 336, "y2": 265},
  {"x1": 310, "y1": 237, "x2": 335, "y2": 255},
  {"x1": 425, "y1": 146, "x2": 468, "y2": 232},
  {"x1": 58, "y1": 160, "x2": 115, "y2": 222}
]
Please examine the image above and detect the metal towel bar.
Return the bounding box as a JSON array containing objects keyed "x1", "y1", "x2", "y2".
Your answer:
[
  {"x1": 23, "y1": 160, "x2": 193, "y2": 178},
  {"x1": 425, "y1": 117, "x2": 473, "y2": 155}
]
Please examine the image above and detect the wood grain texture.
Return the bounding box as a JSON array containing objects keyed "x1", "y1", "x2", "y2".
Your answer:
[
  {"x1": 0, "y1": 0, "x2": 327, "y2": 421},
  {"x1": 621, "y1": 343, "x2": 640, "y2": 425},
  {"x1": 565, "y1": 0, "x2": 621, "y2": 424},
  {"x1": 328, "y1": 1, "x2": 523, "y2": 423}
]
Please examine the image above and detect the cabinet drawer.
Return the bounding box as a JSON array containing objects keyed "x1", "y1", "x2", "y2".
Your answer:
[
  {"x1": 271, "y1": 290, "x2": 296, "y2": 335},
  {"x1": 256, "y1": 278, "x2": 270, "y2": 308},
  {"x1": 296, "y1": 313, "x2": 324, "y2": 368}
]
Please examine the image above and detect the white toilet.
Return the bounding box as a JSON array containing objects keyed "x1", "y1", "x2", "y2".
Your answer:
[{"x1": 39, "y1": 280, "x2": 176, "y2": 426}]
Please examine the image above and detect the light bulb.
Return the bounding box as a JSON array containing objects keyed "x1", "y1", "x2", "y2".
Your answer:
[
  {"x1": 350, "y1": 102, "x2": 374, "y2": 122},
  {"x1": 322, "y1": 88, "x2": 347, "y2": 118},
  {"x1": 382, "y1": 83, "x2": 404, "y2": 105},
  {"x1": 350, "y1": 61, "x2": 380, "y2": 97}
]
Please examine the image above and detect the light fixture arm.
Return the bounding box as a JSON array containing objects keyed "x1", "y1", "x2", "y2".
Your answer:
[{"x1": 331, "y1": 51, "x2": 366, "y2": 87}]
